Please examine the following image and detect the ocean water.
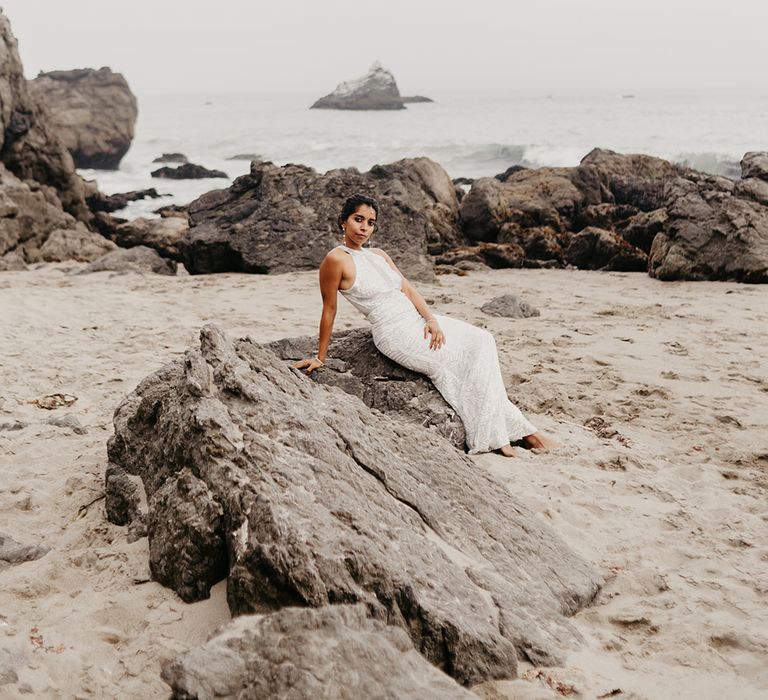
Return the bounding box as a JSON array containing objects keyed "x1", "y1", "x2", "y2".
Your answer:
[{"x1": 81, "y1": 90, "x2": 768, "y2": 220}]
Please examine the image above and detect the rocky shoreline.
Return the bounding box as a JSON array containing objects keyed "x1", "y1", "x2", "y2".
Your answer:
[{"x1": 2, "y1": 6, "x2": 768, "y2": 697}]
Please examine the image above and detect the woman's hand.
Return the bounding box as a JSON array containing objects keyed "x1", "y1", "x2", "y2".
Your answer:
[
  {"x1": 424, "y1": 319, "x2": 445, "y2": 350},
  {"x1": 292, "y1": 357, "x2": 325, "y2": 375}
]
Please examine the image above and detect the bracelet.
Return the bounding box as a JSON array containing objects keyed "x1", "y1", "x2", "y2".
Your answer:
[{"x1": 314, "y1": 356, "x2": 325, "y2": 366}]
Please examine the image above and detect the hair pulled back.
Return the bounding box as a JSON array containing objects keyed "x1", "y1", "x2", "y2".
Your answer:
[{"x1": 338, "y1": 193, "x2": 380, "y2": 231}]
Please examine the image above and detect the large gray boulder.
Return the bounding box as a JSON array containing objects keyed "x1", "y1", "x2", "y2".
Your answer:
[
  {"x1": 0, "y1": 10, "x2": 90, "y2": 222},
  {"x1": 181, "y1": 157, "x2": 462, "y2": 280},
  {"x1": 311, "y1": 62, "x2": 406, "y2": 110},
  {"x1": 649, "y1": 168, "x2": 768, "y2": 282},
  {"x1": 29, "y1": 67, "x2": 138, "y2": 170},
  {"x1": 107, "y1": 325, "x2": 602, "y2": 684},
  {"x1": 162, "y1": 605, "x2": 476, "y2": 699}
]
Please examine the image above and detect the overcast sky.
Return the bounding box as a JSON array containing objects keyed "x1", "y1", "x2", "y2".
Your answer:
[{"x1": 2, "y1": 0, "x2": 766, "y2": 96}]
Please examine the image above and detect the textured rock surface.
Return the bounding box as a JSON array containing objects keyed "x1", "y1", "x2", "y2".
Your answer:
[
  {"x1": 0, "y1": 532, "x2": 49, "y2": 570},
  {"x1": 311, "y1": 62, "x2": 406, "y2": 110},
  {"x1": 108, "y1": 325, "x2": 602, "y2": 684},
  {"x1": 435, "y1": 242, "x2": 525, "y2": 270},
  {"x1": 0, "y1": 13, "x2": 89, "y2": 222},
  {"x1": 0, "y1": 250, "x2": 26, "y2": 270},
  {"x1": 105, "y1": 463, "x2": 143, "y2": 526},
  {"x1": 480, "y1": 295, "x2": 540, "y2": 319},
  {"x1": 151, "y1": 163, "x2": 228, "y2": 179},
  {"x1": 456, "y1": 148, "x2": 768, "y2": 281},
  {"x1": 0, "y1": 10, "x2": 91, "y2": 263},
  {"x1": 181, "y1": 157, "x2": 460, "y2": 280},
  {"x1": 649, "y1": 168, "x2": 768, "y2": 282},
  {"x1": 564, "y1": 227, "x2": 648, "y2": 271},
  {"x1": 148, "y1": 468, "x2": 228, "y2": 602},
  {"x1": 162, "y1": 605, "x2": 476, "y2": 699},
  {"x1": 265, "y1": 328, "x2": 466, "y2": 449},
  {"x1": 80, "y1": 245, "x2": 177, "y2": 275},
  {"x1": 35, "y1": 225, "x2": 116, "y2": 262},
  {"x1": 29, "y1": 67, "x2": 138, "y2": 170},
  {"x1": 0, "y1": 163, "x2": 82, "y2": 259},
  {"x1": 740, "y1": 151, "x2": 768, "y2": 181},
  {"x1": 109, "y1": 216, "x2": 188, "y2": 260}
]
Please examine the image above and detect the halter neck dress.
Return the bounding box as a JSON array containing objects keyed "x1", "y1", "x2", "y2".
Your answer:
[{"x1": 337, "y1": 245, "x2": 536, "y2": 454}]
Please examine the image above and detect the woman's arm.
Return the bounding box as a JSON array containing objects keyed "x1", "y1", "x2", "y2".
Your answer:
[
  {"x1": 293, "y1": 254, "x2": 343, "y2": 374},
  {"x1": 375, "y1": 250, "x2": 445, "y2": 351}
]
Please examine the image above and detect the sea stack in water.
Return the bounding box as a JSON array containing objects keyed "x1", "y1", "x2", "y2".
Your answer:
[
  {"x1": 311, "y1": 62, "x2": 409, "y2": 110},
  {"x1": 29, "y1": 67, "x2": 138, "y2": 170}
]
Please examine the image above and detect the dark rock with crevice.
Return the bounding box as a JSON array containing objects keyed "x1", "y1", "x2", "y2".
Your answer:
[{"x1": 108, "y1": 324, "x2": 602, "y2": 684}]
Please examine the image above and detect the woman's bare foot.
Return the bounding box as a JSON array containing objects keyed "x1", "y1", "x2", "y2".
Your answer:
[
  {"x1": 499, "y1": 444, "x2": 517, "y2": 457},
  {"x1": 521, "y1": 432, "x2": 560, "y2": 450}
]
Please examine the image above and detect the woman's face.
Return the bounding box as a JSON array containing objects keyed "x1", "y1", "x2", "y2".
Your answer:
[{"x1": 343, "y1": 204, "x2": 377, "y2": 246}]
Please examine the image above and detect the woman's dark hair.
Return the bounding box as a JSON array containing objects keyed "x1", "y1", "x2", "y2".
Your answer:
[{"x1": 338, "y1": 193, "x2": 380, "y2": 231}]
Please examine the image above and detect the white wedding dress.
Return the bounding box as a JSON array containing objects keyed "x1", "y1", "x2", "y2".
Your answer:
[{"x1": 338, "y1": 245, "x2": 537, "y2": 453}]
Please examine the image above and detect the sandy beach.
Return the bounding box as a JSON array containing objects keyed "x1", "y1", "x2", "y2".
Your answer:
[{"x1": 1, "y1": 264, "x2": 767, "y2": 699}]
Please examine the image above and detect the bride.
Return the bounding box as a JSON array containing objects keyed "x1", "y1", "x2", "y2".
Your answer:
[{"x1": 293, "y1": 194, "x2": 556, "y2": 456}]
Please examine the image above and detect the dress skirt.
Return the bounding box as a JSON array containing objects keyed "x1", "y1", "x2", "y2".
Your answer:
[{"x1": 369, "y1": 293, "x2": 537, "y2": 454}]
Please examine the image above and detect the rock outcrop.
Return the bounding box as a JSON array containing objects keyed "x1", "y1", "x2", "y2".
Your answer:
[
  {"x1": 29, "y1": 67, "x2": 138, "y2": 170},
  {"x1": 35, "y1": 225, "x2": 116, "y2": 263},
  {"x1": 265, "y1": 328, "x2": 466, "y2": 450},
  {"x1": 180, "y1": 157, "x2": 462, "y2": 279},
  {"x1": 311, "y1": 62, "x2": 406, "y2": 110},
  {"x1": 0, "y1": 11, "x2": 89, "y2": 222},
  {"x1": 457, "y1": 147, "x2": 768, "y2": 281},
  {"x1": 0, "y1": 163, "x2": 97, "y2": 262},
  {"x1": 461, "y1": 148, "x2": 768, "y2": 280},
  {"x1": 108, "y1": 216, "x2": 189, "y2": 260},
  {"x1": 649, "y1": 164, "x2": 768, "y2": 282},
  {"x1": 564, "y1": 226, "x2": 648, "y2": 271},
  {"x1": 151, "y1": 163, "x2": 228, "y2": 180},
  {"x1": 107, "y1": 325, "x2": 602, "y2": 685},
  {"x1": 80, "y1": 245, "x2": 177, "y2": 275},
  {"x1": 162, "y1": 605, "x2": 475, "y2": 699}
]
